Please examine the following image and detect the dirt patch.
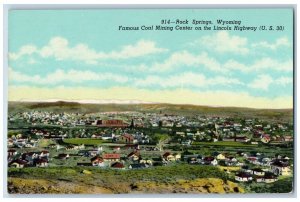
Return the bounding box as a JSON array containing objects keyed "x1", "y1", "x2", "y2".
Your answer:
[
  {"x1": 8, "y1": 177, "x2": 243, "y2": 194},
  {"x1": 132, "y1": 178, "x2": 244, "y2": 194},
  {"x1": 8, "y1": 178, "x2": 112, "y2": 194}
]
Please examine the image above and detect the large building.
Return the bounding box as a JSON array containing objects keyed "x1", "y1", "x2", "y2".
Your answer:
[{"x1": 94, "y1": 119, "x2": 128, "y2": 128}]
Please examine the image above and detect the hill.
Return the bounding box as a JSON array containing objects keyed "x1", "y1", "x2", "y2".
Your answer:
[{"x1": 8, "y1": 101, "x2": 293, "y2": 122}]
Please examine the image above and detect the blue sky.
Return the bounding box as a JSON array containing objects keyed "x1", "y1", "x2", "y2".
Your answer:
[{"x1": 8, "y1": 9, "x2": 294, "y2": 108}]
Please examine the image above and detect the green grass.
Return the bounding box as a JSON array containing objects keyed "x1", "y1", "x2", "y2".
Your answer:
[
  {"x1": 63, "y1": 138, "x2": 107, "y2": 146},
  {"x1": 192, "y1": 141, "x2": 257, "y2": 147},
  {"x1": 8, "y1": 164, "x2": 227, "y2": 183},
  {"x1": 38, "y1": 139, "x2": 56, "y2": 147}
]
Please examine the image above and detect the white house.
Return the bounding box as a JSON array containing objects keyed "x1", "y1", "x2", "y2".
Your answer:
[{"x1": 235, "y1": 172, "x2": 253, "y2": 182}]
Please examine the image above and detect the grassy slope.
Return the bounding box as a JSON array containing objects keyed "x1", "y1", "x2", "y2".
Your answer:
[{"x1": 7, "y1": 165, "x2": 245, "y2": 194}]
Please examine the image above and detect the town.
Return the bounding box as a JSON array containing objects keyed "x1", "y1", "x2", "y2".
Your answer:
[{"x1": 7, "y1": 105, "x2": 294, "y2": 193}]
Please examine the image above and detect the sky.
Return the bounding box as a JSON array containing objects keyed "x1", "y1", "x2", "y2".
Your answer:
[{"x1": 7, "y1": 9, "x2": 294, "y2": 108}]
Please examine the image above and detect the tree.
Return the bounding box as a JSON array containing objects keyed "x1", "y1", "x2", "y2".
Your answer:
[{"x1": 153, "y1": 133, "x2": 170, "y2": 151}]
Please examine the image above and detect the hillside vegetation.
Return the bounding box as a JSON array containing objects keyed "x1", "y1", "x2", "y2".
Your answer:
[{"x1": 8, "y1": 165, "x2": 244, "y2": 194}]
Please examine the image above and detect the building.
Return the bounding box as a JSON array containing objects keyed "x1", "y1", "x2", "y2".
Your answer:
[
  {"x1": 95, "y1": 120, "x2": 128, "y2": 128},
  {"x1": 91, "y1": 156, "x2": 105, "y2": 167},
  {"x1": 127, "y1": 151, "x2": 140, "y2": 161},
  {"x1": 252, "y1": 168, "x2": 265, "y2": 176},
  {"x1": 35, "y1": 158, "x2": 48, "y2": 167},
  {"x1": 235, "y1": 172, "x2": 253, "y2": 182},
  {"x1": 103, "y1": 153, "x2": 120, "y2": 162},
  {"x1": 203, "y1": 156, "x2": 218, "y2": 166},
  {"x1": 111, "y1": 162, "x2": 125, "y2": 169},
  {"x1": 118, "y1": 134, "x2": 134, "y2": 143},
  {"x1": 9, "y1": 159, "x2": 28, "y2": 168},
  {"x1": 270, "y1": 160, "x2": 291, "y2": 176}
]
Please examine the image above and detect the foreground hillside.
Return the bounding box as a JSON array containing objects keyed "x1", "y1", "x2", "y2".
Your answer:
[
  {"x1": 7, "y1": 165, "x2": 244, "y2": 194},
  {"x1": 8, "y1": 177, "x2": 243, "y2": 194},
  {"x1": 8, "y1": 101, "x2": 293, "y2": 122}
]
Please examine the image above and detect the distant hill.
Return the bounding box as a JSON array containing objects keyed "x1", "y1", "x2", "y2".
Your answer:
[{"x1": 8, "y1": 101, "x2": 293, "y2": 123}]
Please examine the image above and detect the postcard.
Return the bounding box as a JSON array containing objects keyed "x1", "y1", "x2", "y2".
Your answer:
[{"x1": 6, "y1": 8, "x2": 294, "y2": 194}]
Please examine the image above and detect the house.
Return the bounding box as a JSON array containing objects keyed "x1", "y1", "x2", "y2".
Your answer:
[
  {"x1": 22, "y1": 152, "x2": 39, "y2": 163},
  {"x1": 8, "y1": 139, "x2": 14, "y2": 147},
  {"x1": 251, "y1": 168, "x2": 265, "y2": 176},
  {"x1": 187, "y1": 156, "x2": 198, "y2": 164},
  {"x1": 162, "y1": 152, "x2": 175, "y2": 161},
  {"x1": 139, "y1": 158, "x2": 153, "y2": 165},
  {"x1": 203, "y1": 156, "x2": 218, "y2": 166},
  {"x1": 284, "y1": 136, "x2": 293, "y2": 142},
  {"x1": 88, "y1": 149, "x2": 99, "y2": 157},
  {"x1": 162, "y1": 120, "x2": 174, "y2": 127},
  {"x1": 101, "y1": 134, "x2": 114, "y2": 140},
  {"x1": 65, "y1": 146, "x2": 76, "y2": 151},
  {"x1": 40, "y1": 150, "x2": 50, "y2": 158},
  {"x1": 125, "y1": 144, "x2": 139, "y2": 150},
  {"x1": 225, "y1": 157, "x2": 238, "y2": 166},
  {"x1": 8, "y1": 149, "x2": 17, "y2": 157},
  {"x1": 261, "y1": 134, "x2": 271, "y2": 143},
  {"x1": 14, "y1": 139, "x2": 27, "y2": 147},
  {"x1": 223, "y1": 137, "x2": 235, "y2": 142},
  {"x1": 258, "y1": 157, "x2": 271, "y2": 166},
  {"x1": 9, "y1": 159, "x2": 28, "y2": 168},
  {"x1": 35, "y1": 158, "x2": 48, "y2": 167},
  {"x1": 264, "y1": 172, "x2": 279, "y2": 183},
  {"x1": 118, "y1": 134, "x2": 134, "y2": 143},
  {"x1": 216, "y1": 153, "x2": 226, "y2": 160},
  {"x1": 127, "y1": 151, "x2": 140, "y2": 161},
  {"x1": 77, "y1": 162, "x2": 92, "y2": 166},
  {"x1": 270, "y1": 160, "x2": 291, "y2": 176},
  {"x1": 91, "y1": 156, "x2": 105, "y2": 167},
  {"x1": 25, "y1": 143, "x2": 35, "y2": 148},
  {"x1": 58, "y1": 153, "x2": 69, "y2": 160},
  {"x1": 103, "y1": 153, "x2": 120, "y2": 162},
  {"x1": 111, "y1": 162, "x2": 125, "y2": 169},
  {"x1": 235, "y1": 136, "x2": 251, "y2": 143},
  {"x1": 91, "y1": 134, "x2": 102, "y2": 139},
  {"x1": 247, "y1": 157, "x2": 259, "y2": 165},
  {"x1": 181, "y1": 140, "x2": 192, "y2": 146},
  {"x1": 235, "y1": 172, "x2": 253, "y2": 182},
  {"x1": 186, "y1": 155, "x2": 203, "y2": 164},
  {"x1": 255, "y1": 172, "x2": 278, "y2": 183},
  {"x1": 173, "y1": 153, "x2": 181, "y2": 161},
  {"x1": 48, "y1": 144, "x2": 57, "y2": 148},
  {"x1": 241, "y1": 165, "x2": 252, "y2": 173},
  {"x1": 176, "y1": 132, "x2": 185, "y2": 137},
  {"x1": 113, "y1": 146, "x2": 121, "y2": 151},
  {"x1": 129, "y1": 163, "x2": 148, "y2": 169}
]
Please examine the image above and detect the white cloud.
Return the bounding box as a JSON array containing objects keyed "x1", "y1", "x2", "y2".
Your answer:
[
  {"x1": 275, "y1": 76, "x2": 293, "y2": 86},
  {"x1": 134, "y1": 51, "x2": 226, "y2": 73},
  {"x1": 252, "y1": 37, "x2": 291, "y2": 50},
  {"x1": 248, "y1": 74, "x2": 273, "y2": 91},
  {"x1": 134, "y1": 72, "x2": 243, "y2": 88},
  {"x1": 9, "y1": 45, "x2": 37, "y2": 60},
  {"x1": 131, "y1": 51, "x2": 292, "y2": 74},
  {"x1": 249, "y1": 74, "x2": 293, "y2": 91},
  {"x1": 9, "y1": 37, "x2": 167, "y2": 64},
  {"x1": 251, "y1": 58, "x2": 293, "y2": 72},
  {"x1": 223, "y1": 58, "x2": 293, "y2": 72},
  {"x1": 223, "y1": 60, "x2": 248, "y2": 72},
  {"x1": 9, "y1": 68, "x2": 129, "y2": 84},
  {"x1": 197, "y1": 31, "x2": 249, "y2": 55}
]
